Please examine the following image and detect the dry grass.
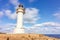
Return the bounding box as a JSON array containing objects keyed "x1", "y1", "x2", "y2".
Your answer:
[{"x1": 0, "y1": 34, "x2": 60, "y2": 40}]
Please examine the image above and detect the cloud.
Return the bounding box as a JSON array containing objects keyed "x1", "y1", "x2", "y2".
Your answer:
[
  {"x1": 25, "y1": 26, "x2": 60, "y2": 34},
  {"x1": 0, "y1": 10, "x2": 17, "y2": 20},
  {"x1": 10, "y1": 13, "x2": 17, "y2": 19},
  {"x1": 3, "y1": 8, "x2": 40, "y2": 23},
  {"x1": 24, "y1": 8, "x2": 40, "y2": 24},
  {"x1": 0, "y1": 23, "x2": 16, "y2": 33},
  {"x1": 33, "y1": 22, "x2": 60, "y2": 27},
  {"x1": 0, "y1": 8, "x2": 40, "y2": 33},
  {"x1": 4, "y1": 10, "x2": 17, "y2": 20},
  {"x1": 53, "y1": 11, "x2": 60, "y2": 19},
  {"x1": 5, "y1": 10, "x2": 11, "y2": 16},
  {"x1": 26, "y1": 22, "x2": 60, "y2": 34},
  {"x1": 0, "y1": 6, "x2": 60, "y2": 34},
  {"x1": 0, "y1": 11, "x2": 4, "y2": 18},
  {"x1": 0, "y1": 22, "x2": 60, "y2": 34},
  {"x1": 9, "y1": 0, "x2": 19, "y2": 6}
]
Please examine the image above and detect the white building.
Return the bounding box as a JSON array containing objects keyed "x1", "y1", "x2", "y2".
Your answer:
[{"x1": 13, "y1": 4, "x2": 25, "y2": 34}]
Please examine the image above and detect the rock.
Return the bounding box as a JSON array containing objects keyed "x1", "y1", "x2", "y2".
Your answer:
[{"x1": 0, "y1": 34, "x2": 60, "y2": 40}]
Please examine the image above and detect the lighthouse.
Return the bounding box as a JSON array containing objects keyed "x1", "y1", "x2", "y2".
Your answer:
[{"x1": 13, "y1": 4, "x2": 25, "y2": 34}]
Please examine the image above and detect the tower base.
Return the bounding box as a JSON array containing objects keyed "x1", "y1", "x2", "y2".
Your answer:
[{"x1": 13, "y1": 28, "x2": 25, "y2": 34}]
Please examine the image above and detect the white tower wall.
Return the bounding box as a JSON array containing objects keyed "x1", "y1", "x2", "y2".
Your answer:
[
  {"x1": 13, "y1": 4, "x2": 25, "y2": 34},
  {"x1": 17, "y1": 12, "x2": 23, "y2": 29},
  {"x1": 13, "y1": 12, "x2": 25, "y2": 34}
]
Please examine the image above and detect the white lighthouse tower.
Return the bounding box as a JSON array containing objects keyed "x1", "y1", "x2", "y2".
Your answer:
[{"x1": 13, "y1": 4, "x2": 25, "y2": 34}]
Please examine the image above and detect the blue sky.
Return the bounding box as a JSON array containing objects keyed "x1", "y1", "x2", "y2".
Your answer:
[{"x1": 0, "y1": 0, "x2": 60, "y2": 34}]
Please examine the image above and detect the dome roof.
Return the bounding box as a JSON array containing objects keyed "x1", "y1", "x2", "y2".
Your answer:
[{"x1": 19, "y1": 4, "x2": 23, "y2": 7}]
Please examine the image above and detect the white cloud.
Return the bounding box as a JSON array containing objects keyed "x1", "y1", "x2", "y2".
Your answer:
[
  {"x1": 53, "y1": 10, "x2": 60, "y2": 19},
  {"x1": 0, "y1": 23, "x2": 16, "y2": 33},
  {"x1": 5, "y1": 10, "x2": 11, "y2": 16},
  {"x1": 1, "y1": 6, "x2": 60, "y2": 34},
  {"x1": 4, "y1": 10, "x2": 17, "y2": 20},
  {"x1": 10, "y1": 12, "x2": 17, "y2": 19},
  {"x1": 0, "y1": 10, "x2": 17, "y2": 20},
  {"x1": 9, "y1": 0, "x2": 19, "y2": 11},
  {"x1": 9, "y1": 0, "x2": 19, "y2": 6},
  {"x1": 26, "y1": 22, "x2": 60, "y2": 34},
  {"x1": 0, "y1": 22, "x2": 60, "y2": 34},
  {"x1": 33, "y1": 22, "x2": 60, "y2": 27},
  {"x1": 0, "y1": 11, "x2": 4, "y2": 18},
  {"x1": 24, "y1": 8, "x2": 40, "y2": 24},
  {"x1": 2, "y1": 8, "x2": 40, "y2": 21}
]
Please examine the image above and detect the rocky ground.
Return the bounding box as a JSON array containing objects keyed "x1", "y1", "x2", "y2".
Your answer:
[{"x1": 0, "y1": 34, "x2": 60, "y2": 40}]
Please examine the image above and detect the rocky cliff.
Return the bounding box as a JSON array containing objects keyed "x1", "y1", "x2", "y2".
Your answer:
[{"x1": 0, "y1": 34, "x2": 60, "y2": 40}]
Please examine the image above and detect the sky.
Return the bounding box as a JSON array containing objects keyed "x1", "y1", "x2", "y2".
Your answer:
[{"x1": 0, "y1": 0, "x2": 60, "y2": 34}]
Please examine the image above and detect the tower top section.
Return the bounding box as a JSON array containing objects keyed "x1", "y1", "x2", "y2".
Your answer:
[
  {"x1": 16, "y1": 4, "x2": 25, "y2": 14},
  {"x1": 19, "y1": 4, "x2": 23, "y2": 8}
]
